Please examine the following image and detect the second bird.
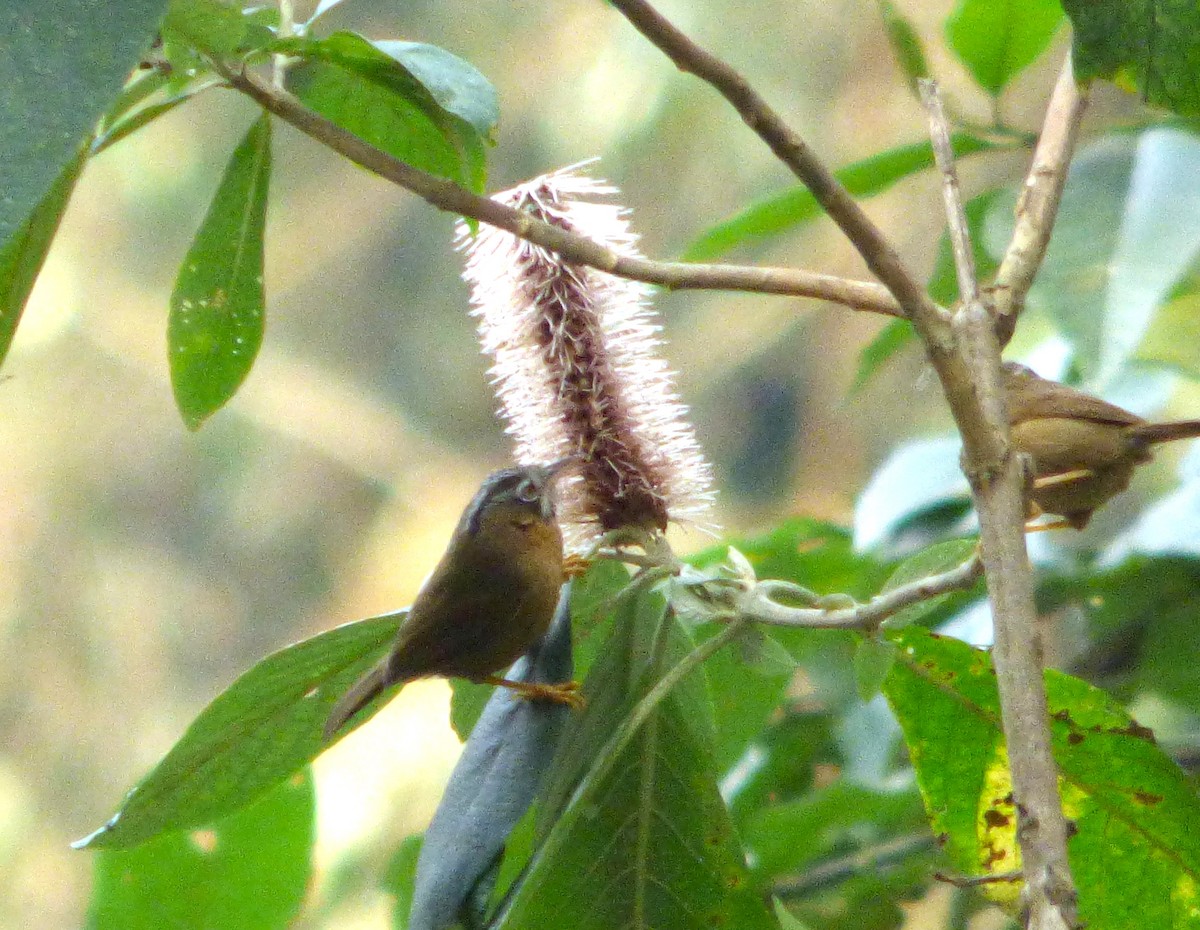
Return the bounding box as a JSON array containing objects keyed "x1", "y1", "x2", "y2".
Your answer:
[
  {"x1": 1004, "y1": 362, "x2": 1200, "y2": 529},
  {"x1": 324, "y1": 460, "x2": 580, "y2": 740}
]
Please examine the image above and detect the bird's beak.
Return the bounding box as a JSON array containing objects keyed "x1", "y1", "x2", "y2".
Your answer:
[
  {"x1": 543, "y1": 453, "x2": 582, "y2": 480},
  {"x1": 538, "y1": 455, "x2": 580, "y2": 518}
]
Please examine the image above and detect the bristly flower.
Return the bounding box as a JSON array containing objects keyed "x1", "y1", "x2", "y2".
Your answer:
[{"x1": 459, "y1": 164, "x2": 714, "y2": 549}]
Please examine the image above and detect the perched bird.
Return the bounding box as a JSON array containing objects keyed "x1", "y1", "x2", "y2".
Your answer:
[
  {"x1": 324, "y1": 461, "x2": 581, "y2": 740},
  {"x1": 1003, "y1": 362, "x2": 1200, "y2": 529}
]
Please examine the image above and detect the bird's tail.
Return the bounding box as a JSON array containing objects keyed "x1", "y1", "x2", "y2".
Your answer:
[
  {"x1": 323, "y1": 661, "x2": 394, "y2": 742},
  {"x1": 1133, "y1": 420, "x2": 1200, "y2": 445}
]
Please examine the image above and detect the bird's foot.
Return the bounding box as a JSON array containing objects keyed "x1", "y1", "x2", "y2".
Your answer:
[
  {"x1": 1024, "y1": 518, "x2": 1074, "y2": 534},
  {"x1": 485, "y1": 676, "x2": 586, "y2": 710},
  {"x1": 1032, "y1": 468, "x2": 1095, "y2": 490},
  {"x1": 563, "y1": 553, "x2": 592, "y2": 579}
]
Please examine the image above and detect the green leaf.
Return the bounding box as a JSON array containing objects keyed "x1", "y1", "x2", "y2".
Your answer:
[
  {"x1": 383, "y1": 834, "x2": 422, "y2": 930},
  {"x1": 875, "y1": 0, "x2": 930, "y2": 93},
  {"x1": 945, "y1": 0, "x2": 1064, "y2": 96},
  {"x1": 0, "y1": 147, "x2": 87, "y2": 369},
  {"x1": 683, "y1": 134, "x2": 998, "y2": 261},
  {"x1": 885, "y1": 626, "x2": 1200, "y2": 925},
  {"x1": 1041, "y1": 556, "x2": 1200, "y2": 713},
  {"x1": 854, "y1": 637, "x2": 899, "y2": 701},
  {"x1": 929, "y1": 189, "x2": 1004, "y2": 306},
  {"x1": 743, "y1": 780, "x2": 923, "y2": 880},
  {"x1": 852, "y1": 318, "x2": 913, "y2": 391},
  {"x1": 86, "y1": 769, "x2": 313, "y2": 930},
  {"x1": 1136, "y1": 289, "x2": 1200, "y2": 377},
  {"x1": 879, "y1": 538, "x2": 980, "y2": 630},
  {"x1": 169, "y1": 114, "x2": 271, "y2": 429},
  {"x1": 370, "y1": 41, "x2": 498, "y2": 139},
  {"x1": 1063, "y1": 0, "x2": 1200, "y2": 117},
  {"x1": 0, "y1": 1, "x2": 166, "y2": 246},
  {"x1": 989, "y1": 129, "x2": 1200, "y2": 384},
  {"x1": 496, "y1": 596, "x2": 777, "y2": 930},
  {"x1": 77, "y1": 611, "x2": 402, "y2": 849},
  {"x1": 163, "y1": 0, "x2": 277, "y2": 61},
  {"x1": 854, "y1": 189, "x2": 1004, "y2": 390},
  {"x1": 283, "y1": 31, "x2": 491, "y2": 190}
]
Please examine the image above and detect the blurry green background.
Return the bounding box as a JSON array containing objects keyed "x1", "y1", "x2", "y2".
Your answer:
[{"x1": 0, "y1": 1, "x2": 1128, "y2": 926}]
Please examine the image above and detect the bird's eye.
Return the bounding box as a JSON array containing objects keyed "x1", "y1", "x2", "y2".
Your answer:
[{"x1": 515, "y1": 479, "x2": 540, "y2": 503}]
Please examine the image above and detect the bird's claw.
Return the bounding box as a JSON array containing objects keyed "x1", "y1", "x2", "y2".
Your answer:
[{"x1": 485, "y1": 676, "x2": 586, "y2": 710}]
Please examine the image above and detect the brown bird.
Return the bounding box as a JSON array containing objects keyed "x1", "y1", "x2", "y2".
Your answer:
[
  {"x1": 1003, "y1": 362, "x2": 1200, "y2": 529},
  {"x1": 324, "y1": 461, "x2": 581, "y2": 740}
]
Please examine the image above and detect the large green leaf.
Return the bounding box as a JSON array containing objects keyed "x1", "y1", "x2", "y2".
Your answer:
[
  {"x1": 945, "y1": 0, "x2": 1064, "y2": 96},
  {"x1": 86, "y1": 770, "x2": 313, "y2": 930},
  {"x1": 0, "y1": 1, "x2": 166, "y2": 246},
  {"x1": 0, "y1": 147, "x2": 87, "y2": 368},
  {"x1": 493, "y1": 595, "x2": 778, "y2": 930},
  {"x1": 683, "y1": 134, "x2": 998, "y2": 261},
  {"x1": 885, "y1": 626, "x2": 1200, "y2": 926},
  {"x1": 77, "y1": 611, "x2": 402, "y2": 848},
  {"x1": 1063, "y1": 0, "x2": 1200, "y2": 117},
  {"x1": 170, "y1": 113, "x2": 272, "y2": 429},
  {"x1": 283, "y1": 31, "x2": 490, "y2": 191}
]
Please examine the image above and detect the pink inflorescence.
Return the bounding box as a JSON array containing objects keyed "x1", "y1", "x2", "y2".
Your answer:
[{"x1": 459, "y1": 164, "x2": 714, "y2": 549}]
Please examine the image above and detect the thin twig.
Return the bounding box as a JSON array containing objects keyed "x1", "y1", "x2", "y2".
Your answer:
[
  {"x1": 919, "y1": 79, "x2": 978, "y2": 305},
  {"x1": 773, "y1": 832, "x2": 937, "y2": 899},
  {"x1": 736, "y1": 551, "x2": 982, "y2": 631},
  {"x1": 993, "y1": 54, "x2": 1088, "y2": 346},
  {"x1": 218, "y1": 67, "x2": 902, "y2": 316},
  {"x1": 935, "y1": 869, "x2": 1024, "y2": 889},
  {"x1": 923, "y1": 84, "x2": 1079, "y2": 930}
]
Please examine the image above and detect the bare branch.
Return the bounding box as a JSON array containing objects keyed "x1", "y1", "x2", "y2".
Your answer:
[
  {"x1": 993, "y1": 54, "x2": 1089, "y2": 346},
  {"x1": 604, "y1": 0, "x2": 944, "y2": 336},
  {"x1": 919, "y1": 79, "x2": 978, "y2": 305},
  {"x1": 738, "y1": 551, "x2": 982, "y2": 630},
  {"x1": 923, "y1": 81, "x2": 1080, "y2": 929},
  {"x1": 220, "y1": 67, "x2": 901, "y2": 316}
]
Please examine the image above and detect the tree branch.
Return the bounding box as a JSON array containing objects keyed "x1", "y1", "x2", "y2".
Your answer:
[
  {"x1": 603, "y1": 0, "x2": 1012, "y2": 486},
  {"x1": 993, "y1": 54, "x2": 1088, "y2": 346},
  {"x1": 605, "y1": 0, "x2": 945, "y2": 338},
  {"x1": 922, "y1": 83, "x2": 1079, "y2": 930},
  {"x1": 219, "y1": 67, "x2": 901, "y2": 317}
]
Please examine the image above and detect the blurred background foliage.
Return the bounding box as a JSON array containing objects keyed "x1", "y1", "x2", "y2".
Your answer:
[{"x1": 4, "y1": 0, "x2": 1199, "y2": 927}]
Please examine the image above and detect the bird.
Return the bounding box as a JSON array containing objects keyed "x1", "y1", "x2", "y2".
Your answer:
[
  {"x1": 324, "y1": 460, "x2": 582, "y2": 740},
  {"x1": 1003, "y1": 362, "x2": 1200, "y2": 530}
]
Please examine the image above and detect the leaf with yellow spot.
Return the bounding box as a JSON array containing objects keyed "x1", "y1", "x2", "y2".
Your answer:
[{"x1": 885, "y1": 627, "x2": 1200, "y2": 928}]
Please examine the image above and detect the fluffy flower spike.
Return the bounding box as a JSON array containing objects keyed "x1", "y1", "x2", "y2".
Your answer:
[{"x1": 459, "y1": 164, "x2": 714, "y2": 550}]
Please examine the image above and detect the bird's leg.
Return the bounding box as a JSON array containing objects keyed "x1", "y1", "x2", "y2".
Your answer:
[
  {"x1": 563, "y1": 553, "x2": 592, "y2": 578},
  {"x1": 1025, "y1": 518, "x2": 1074, "y2": 533},
  {"x1": 1021, "y1": 500, "x2": 1073, "y2": 534},
  {"x1": 1032, "y1": 467, "x2": 1095, "y2": 490},
  {"x1": 484, "y1": 675, "x2": 586, "y2": 710}
]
